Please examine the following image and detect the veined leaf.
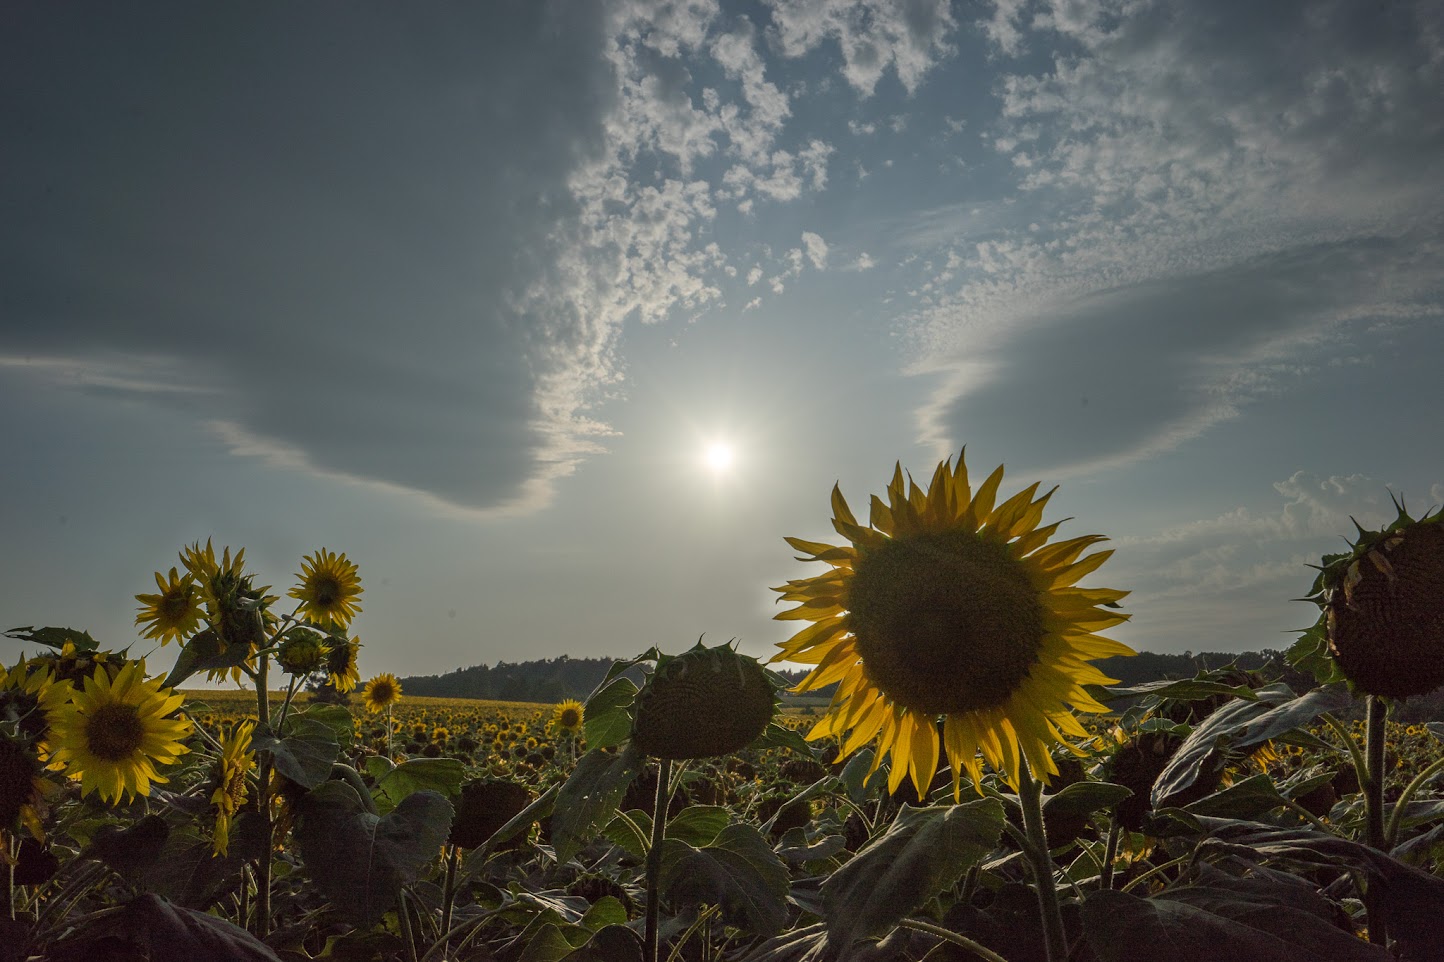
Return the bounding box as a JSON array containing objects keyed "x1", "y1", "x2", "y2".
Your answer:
[{"x1": 551, "y1": 745, "x2": 642, "y2": 864}]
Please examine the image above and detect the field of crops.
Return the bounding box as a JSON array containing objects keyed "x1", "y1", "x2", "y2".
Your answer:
[{"x1": 5, "y1": 496, "x2": 1444, "y2": 962}]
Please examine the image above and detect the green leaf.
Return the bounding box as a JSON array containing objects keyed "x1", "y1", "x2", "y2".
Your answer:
[
  {"x1": 86, "y1": 816, "x2": 264, "y2": 910},
  {"x1": 517, "y1": 922, "x2": 584, "y2": 962},
  {"x1": 1153, "y1": 683, "x2": 1350, "y2": 806},
  {"x1": 665, "y1": 805, "x2": 731, "y2": 847},
  {"x1": 292, "y1": 702, "x2": 355, "y2": 744},
  {"x1": 252, "y1": 717, "x2": 340, "y2": 790},
  {"x1": 753, "y1": 722, "x2": 816, "y2": 758},
  {"x1": 561, "y1": 924, "x2": 644, "y2": 962},
  {"x1": 1181, "y1": 773, "x2": 1288, "y2": 820},
  {"x1": 1083, "y1": 883, "x2": 1388, "y2": 962},
  {"x1": 372, "y1": 757, "x2": 465, "y2": 815},
  {"x1": 162, "y1": 627, "x2": 254, "y2": 689},
  {"x1": 1043, "y1": 781, "x2": 1132, "y2": 822},
  {"x1": 1102, "y1": 679, "x2": 1258, "y2": 701},
  {"x1": 550, "y1": 745, "x2": 642, "y2": 864},
  {"x1": 821, "y1": 799, "x2": 1005, "y2": 948},
  {"x1": 660, "y1": 823, "x2": 790, "y2": 937},
  {"x1": 53, "y1": 893, "x2": 283, "y2": 962},
  {"x1": 579, "y1": 896, "x2": 627, "y2": 932},
  {"x1": 293, "y1": 781, "x2": 454, "y2": 927},
  {"x1": 602, "y1": 809, "x2": 652, "y2": 859},
  {"x1": 583, "y1": 677, "x2": 638, "y2": 750},
  {"x1": 4, "y1": 625, "x2": 99, "y2": 652}
]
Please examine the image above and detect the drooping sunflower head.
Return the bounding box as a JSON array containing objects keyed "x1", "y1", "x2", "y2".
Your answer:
[
  {"x1": 276, "y1": 627, "x2": 329, "y2": 675},
  {"x1": 210, "y1": 719, "x2": 256, "y2": 856},
  {"x1": 450, "y1": 779, "x2": 533, "y2": 850},
  {"x1": 324, "y1": 635, "x2": 363, "y2": 693},
  {"x1": 134, "y1": 567, "x2": 204, "y2": 645},
  {"x1": 632, "y1": 641, "x2": 778, "y2": 761},
  {"x1": 551, "y1": 699, "x2": 585, "y2": 736},
  {"x1": 0, "y1": 730, "x2": 48, "y2": 838},
  {"x1": 362, "y1": 673, "x2": 402, "y2": 713},
  {"x1": 772, "y1": 451, "x2": 1132, "y2": 796},
  {"x1": 288, "y1": 549, "x2": 363, "y2": 629},
  {"x1": 44, "y1": 660, "x2": 191, "y2": 805},
  {"x1": 1296, "y1": 501, "x2": 1444, "y2": 698}
]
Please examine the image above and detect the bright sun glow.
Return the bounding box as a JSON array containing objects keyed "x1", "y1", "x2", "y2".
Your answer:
[{"x1": 705, "y1": 442, "x2": 734, "y2": 472}]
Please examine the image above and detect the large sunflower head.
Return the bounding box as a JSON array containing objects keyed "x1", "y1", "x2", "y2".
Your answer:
[
  {"x1": 772, "y1": 451, "x2": 1132, "y2": 797},
  {"x1": 632, "y1": 641, "x2": 778, "y2": 761},
  {"x1": 1296, "y1": 501, "x2": 1444, "y2": 697},
  {"x1": 288, "y1": 549, "x2": 363, "y2": 629},
  {"x1": 44, "y1": 660, "x2": 192, "y2": 805},
  {"x1": 551, "y1": 699, "x2": 585, "y2": 736},
  {"x1": 209, "y1": 719, "x2": 255, "y2": 856},
  {"x1": 134, "y1": 567, "x2": 203, "y2": 645},
  {"x1": 361, "y1": 673, "x2": 402, "y2": 713}
]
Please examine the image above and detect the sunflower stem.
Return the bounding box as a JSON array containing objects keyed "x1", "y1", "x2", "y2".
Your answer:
[
  {"x1": 1363, "y1": 694, "x2": 1389, "y2": 947},
  {"x1": 1386, "y1": 753, "x2": 1444, "y2": 847},
  {"x1": 254, "y1": 653, "x2": 273, "y2": 939},
  {"x1": 439, "y1": 843, "x2": 460, "y2": 953},
  {"x1": 397, "y1": 888, "x2": 420, "y2": 962},
  {"x1": 644, "y1": 756, "x2": 673, "y2": 962},
  {"x1": 1099, "y1": 817, "x2": 1121, "y2": 890},
  {"x1": 897, "y1": 918, "x2": 1013, "y2": 962},
  {"x1": 1016, "y1": 762, "x2": 1067, "y2": 962}
]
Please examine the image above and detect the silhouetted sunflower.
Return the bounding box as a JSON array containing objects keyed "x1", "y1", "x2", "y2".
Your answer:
[{"x1": 773, "y1": 451, "x2": 1132, "y2": 796}]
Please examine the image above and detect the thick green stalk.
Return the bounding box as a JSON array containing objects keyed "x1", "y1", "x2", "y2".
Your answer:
[
  {"x1": 1363, "y1": 695, "x2": 1389, "y2": 947},
  {"x1": 1016, "y1": 763, "x2": 1067, "y2": 962},
  {"x1": 644, "y1": 757, "x2": 674, "y2": 962},
  {"x1": 1386, "y1": 754, "x2": 1444, "y2": 846},
  {"x1": 254, "y1": 653, "x2": 272, "y2": 938}
]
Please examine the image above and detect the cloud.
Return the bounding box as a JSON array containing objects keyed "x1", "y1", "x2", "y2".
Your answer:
[
  {"x1": 801, "y1": 231, "x2": 829, "y2": 269},
  {"x1": 764, "y1": 0, "x2": 961, "y2": 95},
  {"x1": 846, "y1": 252, "x2": 877, "y2": 271},
  {"x1": 906, "y1": 0, "x2": 1444, "y2": 476}
]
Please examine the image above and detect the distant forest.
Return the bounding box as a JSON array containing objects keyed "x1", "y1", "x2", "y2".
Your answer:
[{"x1": 396, "y1": 649, "x2": 1444, "y2": 721}]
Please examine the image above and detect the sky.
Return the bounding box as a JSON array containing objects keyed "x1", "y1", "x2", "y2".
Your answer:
[{"x1": 2, "y1": 0, "x2": 1441, "y2": 686}]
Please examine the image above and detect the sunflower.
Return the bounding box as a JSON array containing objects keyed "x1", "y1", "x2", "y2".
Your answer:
[
  {"x1": 210, "y1": 719, "x2": 255, "y2": 856},
  {"x1": 289, "y1": 549, "x2": 363, "y2": 629},
  {"x1": 180, "y1": 540, "x2": 276, "y2": 683},
  {"x1": 0, "y1": 731, "x2": 49, "y2": 840},
  {"x1": 772, "y1": 452, "x2": 1132, "y2": 797},
  {"x1": 325, "y1": 636, "x2": 362, "y2": 693},
  {"x1": 44, "y1": 661, "x2": 191, "y2": 804},
  {"x1": 0, "y1": 658, "x2": 67, "y2": 746},
  {"x1": 551, "y1": 699, "x2": 585, "y2": 735},
  {"x1": 134, "y1": 567, "x2": 203, "y2": 645},
  {"x1": 361, "y1": 673, "x2": 402, "y2": 713}
]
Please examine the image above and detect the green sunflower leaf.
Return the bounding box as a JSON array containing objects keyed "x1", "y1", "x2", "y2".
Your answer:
[
  {"x1": 660, "y1": 823, "x2": 790, "y2": 937},
  {"x1": 252, "y1": 717, "x2": 340, "y2": 790},
  {"x1": 582, "y1": 676, "x2": 637, "y2": 750},
  {"x1": 293, "y1": 782, "x2": 454, "y2": 928},
  {"x1": 1180, "y1": 773, "x2": 1289, "y2": 820},
  {"x1": 50, "y1": 893, "x2": 283, "y2": 962},
  {"x1": 162, "y1": 627, "x2": 253, "y2": 689},
  {"x1": 370, "y1": 757, "x2": 465, "y2": 815},
  {"x1": 550, "y1": 744, "x2": 642, "y2": 864},
  {"x1": 3, "y1": 625, "x2": 99, "y2": 652},
  {"x1": 752, "y1": 722, "x2": 815, "y2": 758},
  {"x1": 820, "y1": 799, "x2": 1005, "y2": 948},
  {"x1": 1043, "y1": 780, "x2": 1133, "y2": 821}
]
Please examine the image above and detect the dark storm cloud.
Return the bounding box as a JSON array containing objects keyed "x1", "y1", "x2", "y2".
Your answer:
[{"x1": 0, "y1": 2, "x2": 613, "y2": 512}]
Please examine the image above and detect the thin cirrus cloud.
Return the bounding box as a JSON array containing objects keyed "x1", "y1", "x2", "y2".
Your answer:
[{"x1": 906, "y1": 0, "x2": 1444, "y2": 477}]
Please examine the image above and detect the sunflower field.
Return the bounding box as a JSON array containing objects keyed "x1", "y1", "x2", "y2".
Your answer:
[{"x1": 3, "y1": 452, "x2": 1444, "y2": 962}]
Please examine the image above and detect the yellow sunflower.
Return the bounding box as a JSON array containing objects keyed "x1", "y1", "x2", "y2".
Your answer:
[
  {"x1": 325, "y1": 636, "x2": 362, "y2": 693},
  {"x1": 210, "y1": 719, "x2": 255, "y2": 856},
  {"x1": 361, "y1": 673, "x2": 402, "y2": 713},
  {"x1": 134, "y1": 567, "x2": 203, "y2": 645},
  {"x1": 45, "y1": 661, "x2": 192, "y2": 804},
  {"x1": 180, "y1": 540, "x2": 275, "y2": 683},
  {"x1": 551, "y1": 699, "x2": 585, "y2": 735},
  {"x1": 0, "y1": 658, "x2": 67, "y2": 746},
  {"x1": 772, "y1": 452, "x2": 1133, "y2": 797},
  {"x1": 288, "y1": 549, "x2": 363, "y2": 629}
]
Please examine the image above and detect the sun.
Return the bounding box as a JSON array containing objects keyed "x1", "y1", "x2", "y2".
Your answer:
[{"x1": 704, "y1": 442, "x2": 734, "y2": 472}]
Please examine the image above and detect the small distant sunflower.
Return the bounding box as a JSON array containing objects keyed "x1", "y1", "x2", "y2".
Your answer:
[
  {"x1": 325, "y1": 636, "x2": 362, "y2": 693},
  {"x1": 362, "y1": 673, "x2": 402, "y2": 714},
  {"x1": 551, "y1": 699, "x2": 585, "y2": 736},
  {"x1": 773, "y1": 452, "x2": 1132, "y2": 796},
  {"x1": 289, "y1": 549, "x2": 363, "y2": 629},
  {"x1": 210, "y1": 719, "x2": 255, "y2": 856},
  {"x1": 45, "y1": 661, "x2": 191, "y2": 804},
  {"x1": 134, "y1": 567, "x2": 203, "y2": 645}
]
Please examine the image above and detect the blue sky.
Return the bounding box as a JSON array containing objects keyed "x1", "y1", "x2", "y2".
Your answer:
[{"x1": 3, "y1": 0, "x2": 1441, "y2": 682}]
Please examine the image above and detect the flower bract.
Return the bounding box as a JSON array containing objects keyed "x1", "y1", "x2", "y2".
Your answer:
[{"x1": 772, "y1": 451, "x2": 1132, "y2": 796}]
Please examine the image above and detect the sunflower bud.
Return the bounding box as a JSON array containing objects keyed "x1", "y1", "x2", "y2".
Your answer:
[
  {"x1": 277, "y1": 628, "x2": 328, "y2": 674},
  {"x1": 632, "y1": 642, "x2": 777, "y2": 760}
]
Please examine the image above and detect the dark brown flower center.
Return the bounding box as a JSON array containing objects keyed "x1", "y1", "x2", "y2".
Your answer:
[
  {"x1": 159, "y1": 589, "x2": 192, "y2": 623},
  {"x1": 559, "y1": 709, "x2": 581, "y2": 729},
  {"x1": 847, "y1": 530, "x2": 1045, "y2": 715},
  {"x1": 313, "y1": 575, "x2": 341, "y2": 607},
  {"x1": 84, "y1": 703, "x2": 146, "y2": 762}
]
